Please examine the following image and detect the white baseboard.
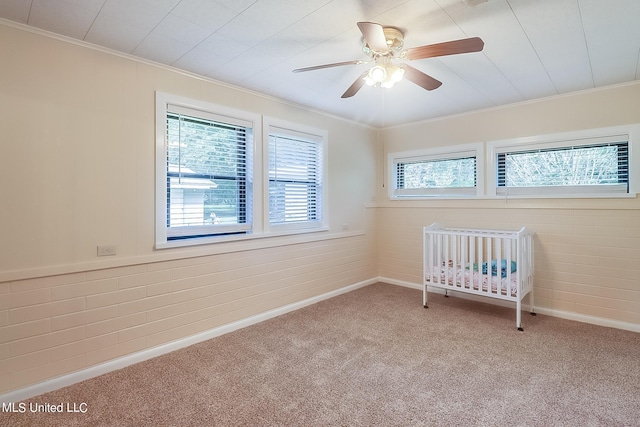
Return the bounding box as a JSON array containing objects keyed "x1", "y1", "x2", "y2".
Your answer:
[
  {"x1": 0, "y1": 277, "x2": 378, "y2": 404},
  {"x1": 379, "y1": 277, "x2": 422, "y2": 290},
  {"x1": 379, "y1": 276, "x2": 640, "y2": 333},
  {"x1": 531, "y1": 307, "x2": 640, "y2": 333}
]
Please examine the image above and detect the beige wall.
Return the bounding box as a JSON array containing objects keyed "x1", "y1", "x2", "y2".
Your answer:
[
  {"x1": 0, "y1": 23, "x2": 379, "y2": 395},
  {"x1": 377, "y1": 81, "x2": 640, "y2": 329}
]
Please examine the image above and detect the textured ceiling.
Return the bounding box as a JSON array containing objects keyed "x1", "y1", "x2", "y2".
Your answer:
[{"x1": 1, "y1": 0, "x2": 639, "y2": 128}]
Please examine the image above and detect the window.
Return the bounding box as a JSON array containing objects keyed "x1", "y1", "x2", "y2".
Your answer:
[
  {"x1": 156, "y1": 95, "x2": 330, "y2": 248},
  {"x1": 389, "y1": 144, "x2": 483, "y2": 198},
  {"x1": 156, "y1": 93, "x2": 258, "y2": 247},
  {"x1": 388, "y1": 125, "x2": 637, "y2": 201},
  {"x1": 267, "y1": 124, "x2": 326, "y2": 231},
  {"x1": 493, "y1": 136, "x2": 629, "y2": 196}
]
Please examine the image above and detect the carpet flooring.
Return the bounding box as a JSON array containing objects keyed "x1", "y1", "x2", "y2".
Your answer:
[{"x1": 2, "y1": 282, "x2": 639, "y2": 426}]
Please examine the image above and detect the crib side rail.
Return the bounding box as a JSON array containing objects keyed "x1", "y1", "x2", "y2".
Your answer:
[{"x1": 425, "y1": 226, "x2": 526, "y2": 240}]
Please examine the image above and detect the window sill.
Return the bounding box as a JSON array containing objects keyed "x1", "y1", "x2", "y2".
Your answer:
[
  {"x1": 389, "y1": 192, "x2": 637, "y2": 201},
  {"x1": 155, "y1": 226, "x2": 331, "y2": 250}
]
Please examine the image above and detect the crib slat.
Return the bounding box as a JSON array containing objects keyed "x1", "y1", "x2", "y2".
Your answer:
[
  {"x1": 478, "y1": 237, "x2": 483, "y2": 293},
  {"x1": 452, "y1": 234, "x2": 457, "y2": 288},
  {"x1": 486, "y1": 237, "x2": 492, "y2": 294},
  {"x1": 438, "y1": 234, "x2": 444, "y2": 286},
  {"x1": 469, "y1": 236, "x2": 475, "y2": 291},
  {"x1": 506, "y1": 238, "x2": 512, "y2": 297},
  {"x1": 461, "y1": 235, "x2": 467, "y2": 290},
  {"x1": 443, "y1": 235, "x2": 449, "y2": 286},
  {"x1": 428, "y1": 233, "x2": 431, "y2": 285},
  {"x1": 496, "y1": 237, "x2": 502, "y2": 295}
]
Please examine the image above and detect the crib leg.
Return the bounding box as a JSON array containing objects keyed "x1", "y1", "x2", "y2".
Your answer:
[
  {"x1": 423, "y1": 285, "x2": 428, "y2": 308},
  {"x1": 444, "y1": 289, "x2": 449, "y2": 298},
  {"x1": 516, "y1": 299, "x2": 523, "y2": 331}
]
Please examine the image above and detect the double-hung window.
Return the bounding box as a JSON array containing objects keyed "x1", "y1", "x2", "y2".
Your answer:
[
  {"x1": 492, "y1": 135, "x2": 629, "y2": 197},
  {"x1": 389, "y1": 144, "x2": 483, "y2": 198},
  {"x1": 155, "y1": 93, "x2": 257, "y2": 247},
  {"x1": 267, "y1": 123, "x2": 326, "y2": 231}
]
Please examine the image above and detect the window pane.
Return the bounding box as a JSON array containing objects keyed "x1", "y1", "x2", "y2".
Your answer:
[
  {"x1": 269, "y1": 133, "x2": 322, "y2": 225},
  {"x1": 269, "y1": 182, "x2": 318, "y2": 223},
  {"x1": 167, "y1": 115, "x2": 246, "y2": 178},
  {"x1": 397, "y1": 157, "x2": 476, "y2": 189},
  {"x1": 166, "y1": 112, "x2": 249, "y2": 237},
  {"x1": 203, "y1": 180, "x2": 245, "y2": 225},
  {"x1": 498, "y1": 143, "x2": 628, "y2": 188}
]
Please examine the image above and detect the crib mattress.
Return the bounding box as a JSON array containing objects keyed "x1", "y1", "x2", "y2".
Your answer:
[{"x1": 426, "y1": 266, "x2": 519, "y2": 297}]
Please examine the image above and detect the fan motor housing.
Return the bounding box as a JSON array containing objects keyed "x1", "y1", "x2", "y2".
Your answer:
[{"x1": 363, "y1": 26, "x2": 405, "y2": 56}]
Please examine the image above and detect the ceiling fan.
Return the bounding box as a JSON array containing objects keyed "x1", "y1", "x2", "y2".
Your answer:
[{"x1": 292, "y1": 22, "x2": 484, "y2": 98}]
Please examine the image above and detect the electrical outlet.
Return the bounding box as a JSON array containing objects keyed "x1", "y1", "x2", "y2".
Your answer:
[{"x1": 97, "y1": 245, "x2": 117, "y2": 257}]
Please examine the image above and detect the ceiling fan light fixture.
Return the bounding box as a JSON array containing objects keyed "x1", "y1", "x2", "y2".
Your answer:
[
  {"x1": 368, "y1": 65, "x2": 387, "y2": 83},
  {"x1": 388, "y1": 64, "x2": 405, "y2": 82},
  {"x1": 380, "y1": 65, "x2": 405, "y2": 88},
  {"x1": 364, "y1": 64, "x2": 405, "y2": 88}
]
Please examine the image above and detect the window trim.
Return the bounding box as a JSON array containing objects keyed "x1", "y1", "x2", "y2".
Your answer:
[
  {"x1": 263, "y1": 117, "x2": 329, "y2": 234},
  {"x1": 486, "y1": 125, "x2": 639, "y2": 199},
  {"x1": 387, "y1": 143, "x2": 484, "y2": 199},
  {"x1": 155, "y1": 91, "x2": 261, "y2": 249}
]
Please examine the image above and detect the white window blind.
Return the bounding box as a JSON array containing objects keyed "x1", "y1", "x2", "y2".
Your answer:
[
  {"x1": 496, "y1": 137, "x2": 629, "y2": 196},
  {"x1": 165, "y1": 105, "x2": 253, "y2": 240},
  {"x1": 268, "y1": 128, "x2": 322, "y2": 227},
  {"x1": 393, "y1": 152, "x2": 477, "y2": 197}
]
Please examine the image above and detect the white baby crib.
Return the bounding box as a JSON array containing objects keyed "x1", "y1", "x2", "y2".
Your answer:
[{"x1": 423, "y1": 223, "x2": 535, "y2": 330}]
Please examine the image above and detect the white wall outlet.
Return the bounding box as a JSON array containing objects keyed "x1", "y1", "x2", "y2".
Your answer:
[{"x1": 97, "y1": 245, "x2": 117, "y2": 256}]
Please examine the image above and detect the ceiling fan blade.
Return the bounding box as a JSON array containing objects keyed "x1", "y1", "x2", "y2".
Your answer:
[
  {"x1": 293, "y1": 60, "x2": 365, "y2": 73},
  {"x1": 404, "y1": 37, "x2": 484, "y2": 60},
  {"x1": 357, "y1": 22, "x2": 389, "y2": 52},
  {"x1": 341, "y1": 72, "x2": 368, "y2": 98},
  {"x1": 403, "y1": 65, "x2": 442, "y2": 91}
]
